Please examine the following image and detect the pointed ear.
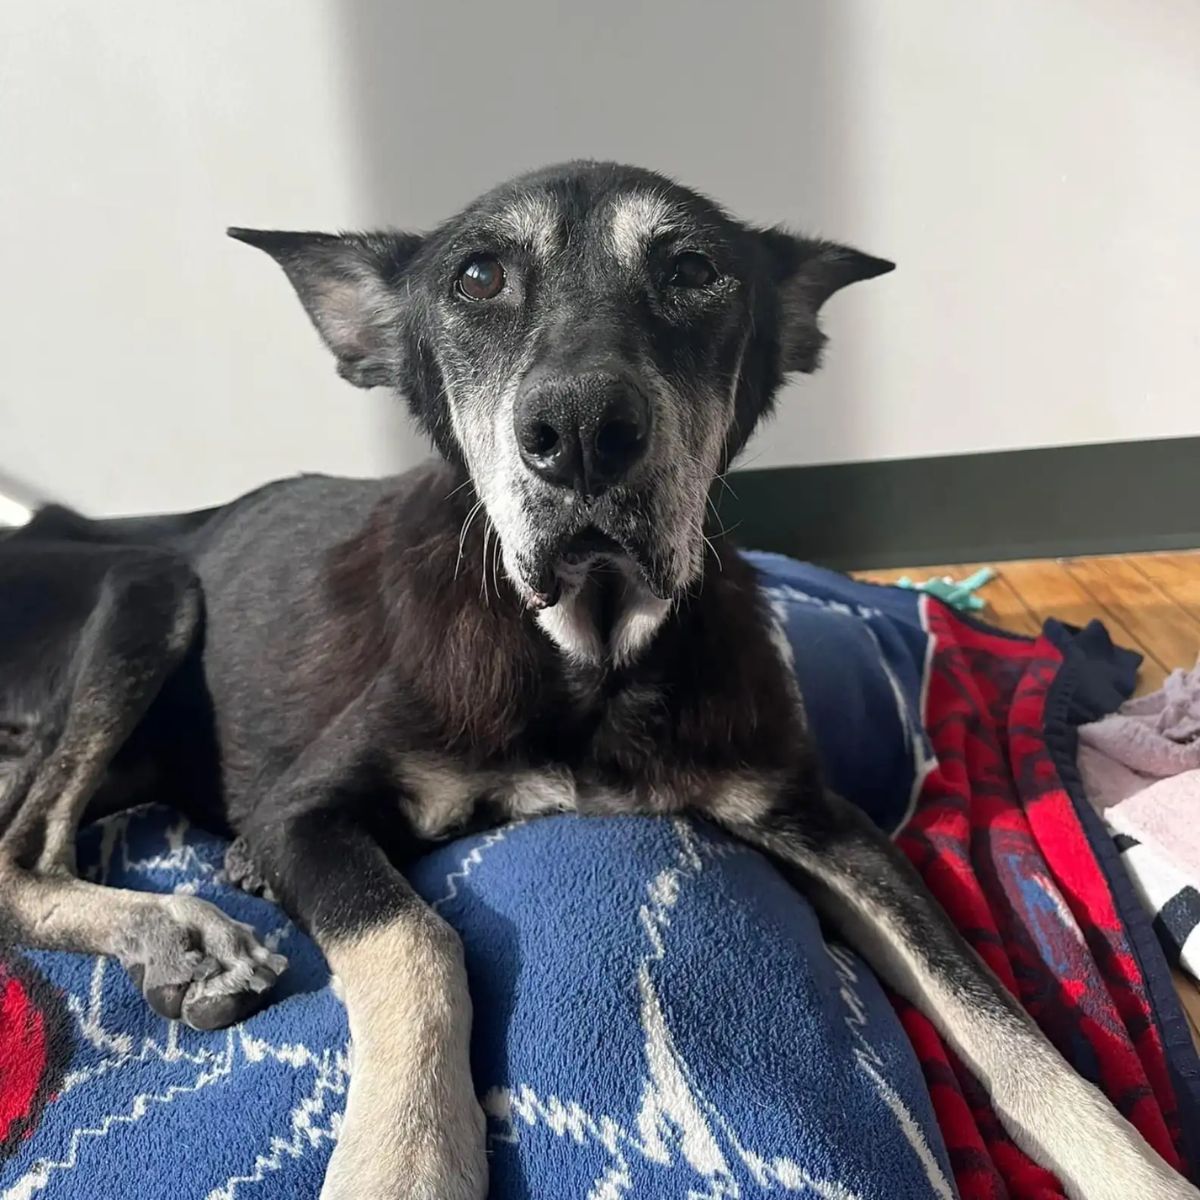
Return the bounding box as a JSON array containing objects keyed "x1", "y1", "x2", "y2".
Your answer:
[
  {"x1": 228, "y1": 227, "x2": 423, "y2": 388},
  {"x1": 758, "y1": 229, "x2": 894, "y2": 373}
]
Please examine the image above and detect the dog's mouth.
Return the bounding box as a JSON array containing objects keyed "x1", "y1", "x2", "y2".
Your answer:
[
  {"x1": 561, "y1": 526, "x2": 626, "y2": 568},
  {"x1": 525, "y1": 525, "x2": 647, "y2": 611}
]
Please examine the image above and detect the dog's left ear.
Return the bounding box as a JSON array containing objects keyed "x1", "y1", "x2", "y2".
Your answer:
[
  {"x1": 758, "y1": 229, "x2": 894, "y2": 373},
  {"x1": 228, "y1": 228, "x2": 423, "y2": 388}
]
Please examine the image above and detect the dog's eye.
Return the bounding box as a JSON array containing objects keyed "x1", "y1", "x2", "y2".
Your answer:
[
  {"x1": 666, "y1": 252, "x2": 718, "y2": 289},
  {"x1": 457, "y1": 255, "x2": 506, "y2": 301}
]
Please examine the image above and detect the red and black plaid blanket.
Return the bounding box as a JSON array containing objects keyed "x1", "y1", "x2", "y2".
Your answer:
[{"x1": 896, "y1": 602, "x2": 1200, "y2": 1196}]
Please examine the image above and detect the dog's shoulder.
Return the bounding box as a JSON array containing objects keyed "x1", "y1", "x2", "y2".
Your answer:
[{"x1": 232, "y1": 459, "x2": 544, "y2": 758}]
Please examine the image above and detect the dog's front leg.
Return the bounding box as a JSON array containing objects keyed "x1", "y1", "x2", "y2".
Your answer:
[
  {"x1": 243, "y1": 731, "x2": 486, "y2": 1200},
  {"x1": 721, "y1": 783, "x2": 1198, "y2": 1200}
]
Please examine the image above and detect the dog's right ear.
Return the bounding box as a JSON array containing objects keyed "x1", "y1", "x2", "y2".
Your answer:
[{"x1": 228, "y1": 228, "x2": 423, "y2": 388}]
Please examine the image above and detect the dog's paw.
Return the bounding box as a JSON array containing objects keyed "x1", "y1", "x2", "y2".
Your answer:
[
  {"x1": 222, "y1": 836, "x2": 275, "y2": 900},
  {"x1": 118, "y1": 895, "x2": 287, "y2": 1029}
]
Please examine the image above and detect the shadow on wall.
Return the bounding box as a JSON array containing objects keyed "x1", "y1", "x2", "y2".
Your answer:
[
  {"x1": 331, "y1": 0, "x2": 866, "y2": 485},
  {"x1": 0, "y1": 468, "x2": 47, "y2": 521}
]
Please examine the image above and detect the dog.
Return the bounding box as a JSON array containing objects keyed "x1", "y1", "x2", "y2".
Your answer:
[{"x1": 1, "y1": 161, "x2": 1195, "y2": 1200}]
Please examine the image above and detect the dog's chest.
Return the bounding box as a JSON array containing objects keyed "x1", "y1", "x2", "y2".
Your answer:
[
  {"x1": 398, "y1": 755, "x2": 578, "y2": 838},
  {"x1": 395, "y1": 752, "x2": 780, "y2": 842},
  {"x1": 389, "y1": 570, "x2": 803, "y2": 842}
]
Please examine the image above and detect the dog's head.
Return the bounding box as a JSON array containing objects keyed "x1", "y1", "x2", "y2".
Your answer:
[{"x1": 232, "y1": 162, "x2": 891, "y2": 660}]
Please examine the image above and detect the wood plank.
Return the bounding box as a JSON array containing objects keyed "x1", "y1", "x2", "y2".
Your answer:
[
  {"x1": 1132, "y1": 552, "x2": 1200, "y2": 628},
  {"x1": 853, "y1": 566, "x2": 921, "y2": 586},
  {"x1": 1000, "y1": 559, "x2": 1169, "y2": 694},
  {"x1": 1063, "y1": 556, "x2": 1200, "y2": 675},
  {"x1": 854, "y1": 563, "x2": 974, "y2": 587},
  {"x1": 856, "y1": 554, "x2": 1187, "y2": 691},
  {"x1": 853, "y1": 563, "x2": 1043, "y2": 637},
  {"x1": 975, "y1": 569, "x2": 1044, "y2": 637}
]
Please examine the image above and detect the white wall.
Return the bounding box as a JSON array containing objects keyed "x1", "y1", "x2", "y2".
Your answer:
[{"x1": 3, "y1": 0, "x2": 1197, "y2": 515}]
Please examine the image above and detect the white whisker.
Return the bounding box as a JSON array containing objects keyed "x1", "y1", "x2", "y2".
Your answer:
[
  {"x1": 479, "y1": 523, "x2": 490, "y2": 606},
  {"x1": 454, "y1": 498, "x2": 485, "y2": 582},
  {"x1": 491, "y1": 526, "x2": 503, "y2": 601}
]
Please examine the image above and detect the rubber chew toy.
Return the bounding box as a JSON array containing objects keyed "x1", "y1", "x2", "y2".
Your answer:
[{"x1": 895, "y1": 566, "x2": 996, "y2": 612}]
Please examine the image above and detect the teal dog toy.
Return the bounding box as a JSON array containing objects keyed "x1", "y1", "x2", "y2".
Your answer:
[{"x1": 895, "y1": 566, "x2": 996, "y2": 612}]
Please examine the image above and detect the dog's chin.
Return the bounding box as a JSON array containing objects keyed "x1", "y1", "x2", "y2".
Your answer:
[
  {"x1": 500, "y1": 519, "x2": 686, "y2": 663},
  {"x1": 521, "y1": 526, "x2": 666, "y2": 612}
]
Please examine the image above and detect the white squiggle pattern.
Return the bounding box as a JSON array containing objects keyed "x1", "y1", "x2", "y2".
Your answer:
[
  {"x1": 204, "y1": 1047, "x2": 349, "y2": 1200},
  {"x1": 431, "y1": 826, "x2": 513, "y2": 911},
  {"x1": 760, "y1": 583, "x2": 886, "y2": 625},
  {"x1": 860, "y1": 622, "x2": 937, "y2": 812},
  {"x1": 2, "y1": 810, "x2": 337, "y2": 1200},
  {"x1": 2, "y1": 1024, "x2": 354, "y2": 1200},
  {"x1": 11, "y1": 801, "x2": 952, "y2": 1198},
  {"x1": 2, "y1": 1031, "x2": 239, "y2": 1200},
  {"x1": 487, "y1": 822, "x2": 867, "y2": 1199},
  {"x1": 764, "y1": 582, "x2": 937, "y2": 839},
  {"x1": 88, "y1": 811, "x2": 218, "y2": 884},
  {"x1": 895, "y1": 594, "x2": 941, "y2": 834},
  {"x1": 825, "y1": 945, "x2": 955, "y2": 1200}
]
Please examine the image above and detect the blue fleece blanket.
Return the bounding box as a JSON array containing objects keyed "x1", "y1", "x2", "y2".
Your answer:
[{"x1": 1, "y1": 558, "x2": 956, "y2": 1200}]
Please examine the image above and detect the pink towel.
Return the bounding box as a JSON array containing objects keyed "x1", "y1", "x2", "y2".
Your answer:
[
  {"x1": 1078, "y1": 656, "x2": 1200, "y2": 814},
  {"x1": 1103, "y1": 769, "x2": 1200, "y2": 881},
  {"x1": 1079, "y1": 655, "x2": 1200, "y2": 880}
]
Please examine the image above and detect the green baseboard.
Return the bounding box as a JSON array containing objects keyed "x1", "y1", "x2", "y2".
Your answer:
[{"x1": 722, "y1": 436, "x2": 1200, "y2": 571}]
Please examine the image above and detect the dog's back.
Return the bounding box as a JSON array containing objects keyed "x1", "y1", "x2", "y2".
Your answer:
[
  {"x1": 0, "y1": 466, "x2": 437, "y2": 832},
  {"x1": 6, "y1": 502, "x2": 219, "y2": 550}
]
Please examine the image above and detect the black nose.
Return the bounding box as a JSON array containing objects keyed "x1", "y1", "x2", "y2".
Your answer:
[{"x1": 514, "y1": 375, "x2": 650, "y2": 497}]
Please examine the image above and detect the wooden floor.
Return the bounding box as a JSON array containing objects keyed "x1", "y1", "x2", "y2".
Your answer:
[{"x1": 853, "y1": 551, "x2": 1200, "y2": 1050}]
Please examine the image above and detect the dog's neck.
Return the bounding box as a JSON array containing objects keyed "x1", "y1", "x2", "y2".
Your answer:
[
  {"x1": 313, "y1": 461, "x2": 773, "y2": 762},
  {"x1": 534, "y1": 563, "x2": 672, "y2": 667}
]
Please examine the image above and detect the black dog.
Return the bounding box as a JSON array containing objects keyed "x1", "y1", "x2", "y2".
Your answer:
[{"x1": 1, "y1": 163, "x2": 1193, "y2": 1200}]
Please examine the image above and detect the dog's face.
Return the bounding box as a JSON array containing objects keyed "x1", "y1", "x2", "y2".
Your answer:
[{"x1": 232, "y1": 162, "x2": 891, "y2": 659}]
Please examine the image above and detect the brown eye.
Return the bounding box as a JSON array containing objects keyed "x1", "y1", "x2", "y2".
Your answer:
[
  {"x1": 457, "y1": 255, "x2": 506, "y2": 301},
  {"x1": 667, "y1": 252, "x2": 718, "y2": 289}
]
